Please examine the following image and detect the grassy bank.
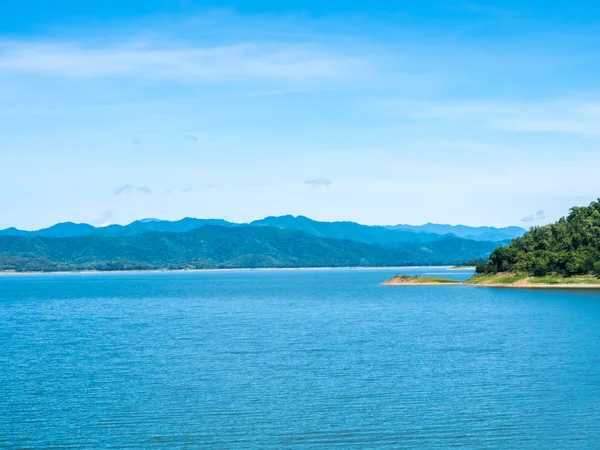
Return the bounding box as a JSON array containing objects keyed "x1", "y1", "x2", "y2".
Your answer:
[
  {"x1": 466, "y1": 272, "x2": 600, "y2": 287},
  {"x1": 382, "y1": 275, "x2": 459, "y2": 285}
]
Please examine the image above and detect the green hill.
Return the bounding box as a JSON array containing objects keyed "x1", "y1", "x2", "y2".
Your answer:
[
  {"x1": 0, "y1": 218, "x2": 236, "y2": 238},
  {"x1": 250, "y1": 215, "x2": 443, "y2": 244},
  {"x1": 0, "y1": 225, "x2": 502, "y2": 272},
  {"x1": 478, "y1": 199, "x2": 600, "y2": 277}
]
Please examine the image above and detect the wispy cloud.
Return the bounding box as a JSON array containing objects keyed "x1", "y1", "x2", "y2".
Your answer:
[
  {"x1": 184, "y1": 134, "x2": 198, "y2": 142},
  {"x1": 521, "y1": 209, "x2": 546, "y2": 223},
  {"x1": 305, "y1": 177, "x2": 332, "y2": 186},
  {"x1": 114, "y1": 184, "x2": 135, "y2": 195},
  {"x1": 92, "y1": 209, "x2": 113, "y2": 227},
  {"x1": 114, "y1": 185, "x2": 152, "y2": 195},
  {"x1": 0, "y1": 40, "x2": 361, "y2": 83},
  {"x1": 401, "y1": 100, "x2": 600, "y2": 136}
]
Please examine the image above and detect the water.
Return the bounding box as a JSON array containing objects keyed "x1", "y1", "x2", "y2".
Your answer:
[{"x1": 1, "y1": 267, "x2": 600, "y2": 448}]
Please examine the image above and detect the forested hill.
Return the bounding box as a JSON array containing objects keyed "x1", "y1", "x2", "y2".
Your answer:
[
  {"x1": 0, "y1": 226, "x2": 502, "y2": 272},
  {"x1": 250, "y1": 215, "x2": 444, "y2": 244},
  {"x1": 479, "y1": 199, "x2": 600, "y2": 276}
]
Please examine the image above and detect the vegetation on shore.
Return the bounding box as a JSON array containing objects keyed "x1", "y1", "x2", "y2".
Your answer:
[
  {"x1": 475, "y1": 199, "x2": 600, "y2": 280},
  {"x1": 467, "y1": 273, "x2": 527, "y2": 285},
  {"x1": 383, "y1": 273, "x2": 600, "y2": 288},
  {"x1": 382, "y1": 275, "x2": 459, "y2": 285},
  {"x1": 388, "y1": 199, "x2": 600, "y2": 288},
  {"x1": 466, "y1": 272, "x2": 600, "y2": 287},
  {"x1": 453, "y1": 257, "x2": 488, "y2": 268}
]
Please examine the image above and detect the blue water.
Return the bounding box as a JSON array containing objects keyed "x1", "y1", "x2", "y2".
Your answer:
[{"x1": 2, "y1": 267, "x2": 600, "y2": 448}]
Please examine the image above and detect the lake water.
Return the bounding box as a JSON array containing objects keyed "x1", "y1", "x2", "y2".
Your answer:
[{"x1": 1, "y1": 267, "x2": 600, "y2": 448}]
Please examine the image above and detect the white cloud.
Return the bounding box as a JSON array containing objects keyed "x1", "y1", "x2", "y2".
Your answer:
[
  {"x1": 92, "y1": 209, "x2": 113, "y2": 227},
  {"x1": 137, "y1": 186, "x2": 152, "y2": 195},
  {"x1": 521, "y1": 209, "x2": 546, "y2": 223},
  {"x1": 114, "y1": 185, "x2": 152, "y2": 195},
  {"x1": 305, "y1": 177, "x2": 332, "y2": 186},
  {"x1": 401, "y1": 99, "x2": 600, "y2": 136},
  {"x1": 114, "y1": 185, "x2": 135, "y2": 195},
  {"x1": 0, "y1": 40, "x2": 361, "y2": 83}
]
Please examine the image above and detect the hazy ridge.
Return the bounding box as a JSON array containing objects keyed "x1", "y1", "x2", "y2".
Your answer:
[
  {"x1": 0, "y1": 215, "x2": 525, "y2": 242},
  {"x1": 0, "y1": 225, "x2": 505, "y2": 272}
]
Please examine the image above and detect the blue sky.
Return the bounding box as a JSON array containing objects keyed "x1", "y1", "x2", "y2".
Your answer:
[{"x1": 1, "y1": 0, "x2": 600, "y2": 229}]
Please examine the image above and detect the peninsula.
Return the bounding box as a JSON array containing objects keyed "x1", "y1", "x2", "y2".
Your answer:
[
  {"x1": 381, "y1": 275, "x2": 460, "y2": 286},
  {"x1": 466, "y1": 199, "x2": 600, "y2": 288},
  {"x1": 385, "y1": 199, "x2": 600, "y2": 289},
  {"x1": 382, "y1": 273, "x2": 600, "y2": 288}
]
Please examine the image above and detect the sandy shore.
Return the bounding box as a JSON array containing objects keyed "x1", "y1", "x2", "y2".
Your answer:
[
  {"x1": 382, "y1": 281, "x2": 460, "y2": 286},
  {"x1": 381, "y1": 276, "x2": 460, "y2": 286},
  {"x1": 467, "y1": 283, "x2": 600, "y2": 289},
  {"x1": 383, "y1": 275, "x2": 600, "y2": 289},
  {"x1": 384, "y1": 281, "x2": 600, "y2": 289},
  {"x1": 466, "y1": 276, "x2": 600, "y2": 289}
]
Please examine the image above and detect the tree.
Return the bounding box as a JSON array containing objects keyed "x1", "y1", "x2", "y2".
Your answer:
[
  {"x1": 481, "y1": 199, "x2": 600, "y2": 277},
  {"x1": 531, "y1": 257, "x2": 549, "y2": 277},
  {"x1": 475, "y1": 264, "x2": 488, "y2": 274}
]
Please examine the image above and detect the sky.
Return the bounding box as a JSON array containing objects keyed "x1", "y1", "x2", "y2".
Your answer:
[{"x1": 1, "y1": 0, "x2": 600, "y2": 230}]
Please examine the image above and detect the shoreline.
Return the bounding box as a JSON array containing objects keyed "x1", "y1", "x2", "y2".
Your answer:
[
  {"x1": 381, "y1": 275, "x2": 461, "y2": 286},
  {"x1": 384, "y1": 282, "x2": 600, "y2": 289},
  {"x1": 464, "y1": 274, "x2": 600, "y2": 290},
  {"x1": 383, "y1": 273, "x2": 600, "y2": 289},
  {"x1": 0, "y1": 265, "x2": 461, "y2": 276},
  {"x1": 382, "y1": 282, "x2": 461, "y2": 286},
  {"x1": 466, "y1": 283, "x2": 600, "y2": 289}
]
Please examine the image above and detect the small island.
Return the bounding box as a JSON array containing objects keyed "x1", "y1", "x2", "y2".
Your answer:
[{"x1": 382, "y1": 275, "x2": 460, "y2": 286}]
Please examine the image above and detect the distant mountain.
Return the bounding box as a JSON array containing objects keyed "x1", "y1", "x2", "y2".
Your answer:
[
  {"x1": 95, "y1": 218, "x2": 236, "y2": 237},
  {"x1": 250, "y1": 215, "x2": 444, "y2": 245},
  {"x1": 0, "y1": 215, "x2": 522, "y2": 245},
  {"x1": 0, "y1": 222, "x2": 96, "y2": 238},
  {"x1": 0, "y1": 218, "x2": 236, "y2": 238},
  {"x1": 386, "y1": 223, "x2": 526, "y2": 242},
  {"x1": 0, "y1": 227, "x2": 30, "y2": 237},
  {"x1": 35, "y1": 222, "x2": 97, "y2": 238},
  {"x1": 0, "y1": 226, "x2": 503, "y2": 272}
]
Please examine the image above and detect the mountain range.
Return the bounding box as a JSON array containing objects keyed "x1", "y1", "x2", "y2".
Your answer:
[
  {"x1": 0, "y1": 215, "x2": 525, "y2": 242},
  {"x1": 385, "y1": 223, "x2": 526, "y2": 242},
  {"x1": 0, "y1": 226, "x2": 505, "y2": 272},
  {"x1": 0, "y1": 216, "x2": 525, "y2": 272}
]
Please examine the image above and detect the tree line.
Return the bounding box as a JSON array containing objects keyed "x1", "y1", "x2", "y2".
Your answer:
[{"x1": 477, "y1": 199, "x2": 600, "y2": 277}]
